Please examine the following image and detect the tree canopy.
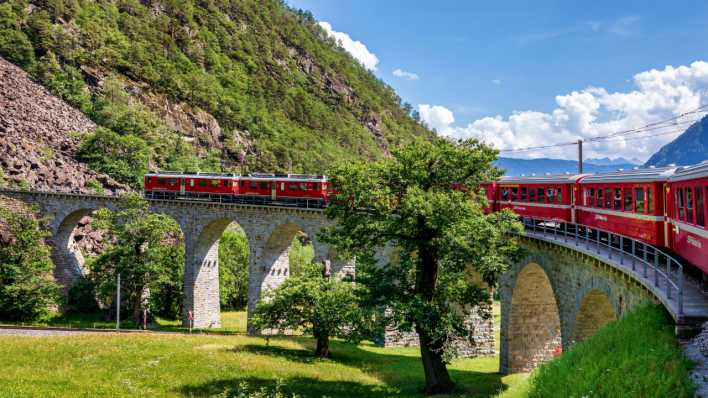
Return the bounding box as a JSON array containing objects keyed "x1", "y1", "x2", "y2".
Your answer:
[{"x1": 322, "y1": 138, "x2": 522, "y2": 394}]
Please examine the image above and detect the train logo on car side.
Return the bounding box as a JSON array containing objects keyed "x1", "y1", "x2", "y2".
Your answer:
[
  {"x1": 687, "y1": 236, "x2": 702, "y2": 249},
  {"x1": 595, "y1": 215, "x2": 608, "y2": 222}
]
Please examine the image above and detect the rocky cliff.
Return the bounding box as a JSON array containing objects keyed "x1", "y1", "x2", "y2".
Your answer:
[{"x1": 0, "y1": 58, "x2": 127, "y2": 194}]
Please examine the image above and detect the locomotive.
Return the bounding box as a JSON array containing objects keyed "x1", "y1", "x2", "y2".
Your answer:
[{"x1": 143, "y1": 161, "x2": 708, "y2": 275}]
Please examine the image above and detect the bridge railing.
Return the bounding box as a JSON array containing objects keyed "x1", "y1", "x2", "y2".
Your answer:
[{"x1": 519, "y1": 217, "x2": 684, "y2": 315}]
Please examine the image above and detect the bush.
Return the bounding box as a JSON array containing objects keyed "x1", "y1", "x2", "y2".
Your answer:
[
  {"x1": 528, "y1": 304, "x2": 695, "y2": 398},
  {"x1": 219, "y1": 228, "x2": 250, "y2": 310},
  {"x1": 65, "y1": 276, "x2": 99, "y2": 314}
]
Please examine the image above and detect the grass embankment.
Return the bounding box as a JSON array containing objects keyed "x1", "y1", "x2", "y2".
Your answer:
[{"x1": 527, "y1": 304, "x2": 695, "y2": 398}]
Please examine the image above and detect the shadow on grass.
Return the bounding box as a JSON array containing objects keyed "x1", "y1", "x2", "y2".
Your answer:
[{"x1": 180, "y1": 338, "x2": 507, "y2": 397}]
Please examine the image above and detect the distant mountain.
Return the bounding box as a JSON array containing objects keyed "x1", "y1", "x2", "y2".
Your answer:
[
  {"x1": 645, "y1": 116, "x2": 708, "y2": 167},
  {"x1": 585, "y1": 157, "x2": 641, "y2": 166},
  {"x1": 495, "y1": 157, "x2": 638, "y2": 177}
]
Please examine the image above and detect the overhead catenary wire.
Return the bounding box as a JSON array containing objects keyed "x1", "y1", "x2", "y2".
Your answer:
[{"x1": 497, "y1": 105, "x2": 708, "y2": 153}]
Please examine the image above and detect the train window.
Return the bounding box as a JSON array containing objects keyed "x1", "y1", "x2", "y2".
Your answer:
[
  {"x1": 210, "y1": 180, "x2": 220, "y2": 187},
  {"x1": 260, "y1": 181, "x2": 269, "y2": 189},
  {"x1": 546, "y1": 188, "x2": 554, "y2": 203},
  {"x1": 623, "y1": 188, "x2": 632, "y2": 211},
  {"x1": 250, "y1": 181, "x2": 258, "y2": 189},
  {"x1": 529, "y1": 187, "x2": 536, "y2": 202},
  {"x1": 635, "y1": 187, "x2": 645, "y2": 213},
  {"x1": 695, "y1": 188, "x2": 704, "y2": 227},
  {"x1": 585, "y1": 188, "x2": 594, "y2": 206},
  {"x1": 596, "y1": 189, "x2": 603, "y2": 208},
  {"x1": 189, "y1": 179, "x2": 194, "y2": 187},
  {"x1": 613, "y1": 188, "x2": 622, "y2": 210},
  {"x1": 647, "y1": 188, "x2": 654, "y2": 214},
  {"x1": 157, "y1": 178, "x2": 166, "y2": 185},
  {"x1": 537, "y1": 188, "x2": 545, "y2": 203},
  {"x1": 170, "y1": 178, "x2": 177, "y2": 186},
  {"x1": 686, "y1": 188, "x2": 694, "y2": 223},
  {"x1": 520, "y1": 187, "x2": 527, "y2": 201},
  {"x1": 677, "y1": 188, "x2": 685, "y2": 220},
  {"x1": 501, "y1": 188, "x2": 509, "y2": 201},
  {"x1": 604, "y1": 188, "x2": 612, "y2": 208},
  {"x1": 240, "y1": 181, "x2": 244, "y2": 187},
  {"x1": 300, "y1": 183, "x2": 308, "y2": 190},
  {"x1": 146, "y1": 177, "x2": 152, "y2": 183},
  {"x1": 511, "y1": 187, "x2": 518, "y2": 201},
  {"x1": 288, "y1": 183, "x2": 299, "y2": 190},
  {"x1": 198, "y1": 179, "x2": 205, "y2": 187},
  {"x1": 556, "y1": 188, "x2": 562, "y2": 204}
]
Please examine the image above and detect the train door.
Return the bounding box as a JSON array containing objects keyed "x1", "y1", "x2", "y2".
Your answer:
[
  {"x1": 571, "y1": 185, "x2": 576, "y2": 223},
  {"x1": 180, "y1": 178, "x2": 186, "y2": 196},
  {"x1": 271, "y1": 182, "x2": 276, "y2": 200},
  {"x1": 664, "y1": 183, "x2": 671, "y2": 248}
]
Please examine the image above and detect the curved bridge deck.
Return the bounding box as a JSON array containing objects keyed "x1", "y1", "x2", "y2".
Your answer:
[{"x1": 520, "y1": 218, "x2": 708, "y2": 327}]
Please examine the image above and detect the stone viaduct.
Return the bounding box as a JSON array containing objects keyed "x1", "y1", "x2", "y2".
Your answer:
[
  {"x1": 0, "y1": 189, "x2": 352, "y2": 329},
  {"x1": 2, "y1": 189, "x2": 707, "y2": 374}
]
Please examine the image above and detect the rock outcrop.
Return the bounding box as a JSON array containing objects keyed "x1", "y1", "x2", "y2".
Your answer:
[{"x1": 0, "y1": 57, "x2": 128, "y2": 195}]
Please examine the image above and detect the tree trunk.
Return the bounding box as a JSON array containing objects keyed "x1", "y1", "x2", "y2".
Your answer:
[
  {"x1": 314, "y1": 331, "x2": 331, "y2": 358},
  {"x1": 416, "y1": 326, "x2": 455, "y2": 394},
  {"x1": 414, "y1": 220, "x2": 455, "y2": 394}
]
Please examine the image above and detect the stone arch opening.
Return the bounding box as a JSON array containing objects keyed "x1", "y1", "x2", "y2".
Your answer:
[
  {"x1": 508, "y1": 262, "x2": 562, "y2": 373},
  {"x1": 187, "y1": 218, "x2": 244, "y2": 329},
  {"x1": 52, "y1": 208, "x2": 96, "y2": 292},
  {"x1": 573, "y1": 289, "x2": 617, "y2": 342}
]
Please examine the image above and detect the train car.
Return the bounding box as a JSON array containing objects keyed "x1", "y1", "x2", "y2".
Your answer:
[
  {"x1": 667, "y1": 161, "x2": 708, "y2": 273},
  {"x1": 238, "y1": 173, "x2": 329, "y2": 207},
  {"x1": 577, "y1": 166, "x2": 676, "y2": 246},
  {"x1": 144, "y1": 172, "x2": 239, "y2": 200},
  {"x1": 496, "y1": 174, "x2": 585, "y2": 223},
  {"x1": 480, "y1": 181, "x2": 497, "y2": 213}
]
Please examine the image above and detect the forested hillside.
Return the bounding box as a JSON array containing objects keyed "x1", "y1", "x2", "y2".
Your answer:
[{"x1": 0, "y1": 0, "x2": 432, "y2": 188}]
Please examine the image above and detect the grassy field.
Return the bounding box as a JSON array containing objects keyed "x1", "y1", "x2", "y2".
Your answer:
[
  {"x1": 0, "y1": 332, "x2": 527, "y2": 397},
  {"x1": 0, "y1": 303, "x2": 532, "y2": 397}
]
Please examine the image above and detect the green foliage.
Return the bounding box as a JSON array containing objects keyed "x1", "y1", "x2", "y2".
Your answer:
[
  {"x1": 528, "y1": 304, "x2": 695, "y2": 398},
  {"x1": 219, "y1": 228, "x2": 250, "y2": 310},
  {"x1": 89, "y1": 194, "x2": 184, "y2": 322},
  {"x1": 0, "y1": 208, "x2": 59, "y2": 321},
  {"x1": 252, "y1": 262, "x2": 375, "y2": 358},
  {"x1": 287, "y1": 234, "x2": 313, "y2": 277},
  {"x1": 76, "y1": 127, "x2": 150, "y2": 187},
  {"x1": 2, "y1": 0, "x2": 432, "y2": 176},
  {"x1": 211, "y1": 380, "x2": 299, "y2": 398},
  {"x1": 65, "y1": 276, "x2": 99, "y2": 314},
  {"x1": 322, "y1": 138, "x2": 522, "y2": 393}
]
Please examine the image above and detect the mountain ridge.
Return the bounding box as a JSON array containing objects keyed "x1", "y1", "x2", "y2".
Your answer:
[{"x1": 644, "y1": 115, "x2": 708, "y2": 167}]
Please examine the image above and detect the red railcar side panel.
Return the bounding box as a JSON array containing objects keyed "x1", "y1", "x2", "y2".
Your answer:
[{"x1": 668, "y1": 172, "x2": 708, "y2": 273}]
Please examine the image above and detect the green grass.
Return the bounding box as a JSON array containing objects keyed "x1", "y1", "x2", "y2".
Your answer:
[
  {"x1": 0, "y1": 304, "x2": 530, "y2": 397},
  {"x1": 0, "y1": 333, "x2": 523, "y2": 397},
  {"x1": 527, "y1": 304, "x2": 695, "y2": 398}
]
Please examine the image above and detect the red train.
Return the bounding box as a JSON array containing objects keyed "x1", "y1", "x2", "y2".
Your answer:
[
  {"x1": 143, "y1": 162, "x2": 707, "y2": 275},
  {"x1": 143, "y1": 172, "x2": 329, "y2": 208},
  {"x1": 485, "y1": 162, "x2": 708, "y2": 275}
]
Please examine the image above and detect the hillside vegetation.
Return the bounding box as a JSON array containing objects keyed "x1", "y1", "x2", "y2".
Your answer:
[{"x1": 0, "y1": 0, "x2": 432, "y2": 188}]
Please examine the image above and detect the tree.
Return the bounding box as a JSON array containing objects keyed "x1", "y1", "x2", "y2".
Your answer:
[
  {"x1": 322, "y1": 138, "x2": 522, "y2": 394},
  {"x1": 251, "y1": 262, "x2": 374, "y2": 358},
  {"x1": 76, "y1": 127, "x2": 150, "y2": 188},
  {"x1": 0, "y1": 207, "x2": 59, "y2": 321},
  {"x1": 89, "y1": 194, "x2": 184, "y2": 324}
]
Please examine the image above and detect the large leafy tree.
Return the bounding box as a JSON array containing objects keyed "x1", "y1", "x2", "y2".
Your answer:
[
  {"x1": 90, "y1": 194, "x2": 184, "y2": 323},
  {"x1": 0, "y1": 207, "x2": 59, "y2": 321},
  {"x1": 251, "y1": 262, "x2": 374, "y2": 358},
  {"x1": 322, "y1": 138, "x2": 522, "y2": 394}
]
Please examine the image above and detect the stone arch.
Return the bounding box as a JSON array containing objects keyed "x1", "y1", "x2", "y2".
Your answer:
[
  {"x1": 508, "y1": 262, "x2": 562, "y2": 373},
  {"x1": 184, "y1": 217, "x2": 242, "y2": 328},
  {"x1": 573, "y1": 288, "x2": 617, "y2": 342},
  {"x1": 50, "y1": 208, "x2": 95, "y2": 291}
]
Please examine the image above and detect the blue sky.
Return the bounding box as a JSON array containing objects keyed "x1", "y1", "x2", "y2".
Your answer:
[{"x1": 287, "y1": 0, "x2": 708, "y2": 161}]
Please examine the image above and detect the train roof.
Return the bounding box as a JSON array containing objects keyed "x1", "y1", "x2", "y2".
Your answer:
[
  {"x1": 668, "y1": 160, "x2": 708, "y2": 182},
  {"x1": 498, "y1": 173, "x2": 588, "y2": 185},
  {"x1": 145, "y1": 171, "x2": 327, "y2": 182},
  {"x1": 579, "y1": 166, "x2": 677, "y2": 184}
]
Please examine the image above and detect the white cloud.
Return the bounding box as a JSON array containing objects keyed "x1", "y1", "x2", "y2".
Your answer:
[
  {"x1": 418, "y1": 104, "x2": 455, "y2": 132},
  {"x1": 318, "y1": 21, "x2": 379, "y2": 71},
  {"x1": 422, "y1": 61, "x2": 708, "y2": 161},
  {"x1": 492, "y1": 79, "x2": 502, "y2": 85},
  {"x1": 393, "y1": 68, "x2": 419, "y2": 80}
]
